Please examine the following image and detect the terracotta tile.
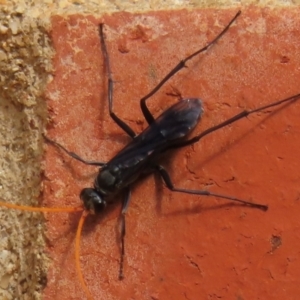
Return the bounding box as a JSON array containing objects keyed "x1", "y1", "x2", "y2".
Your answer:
[{"x1": 44, "y1": 8, "x2": 300, "y2": 300}]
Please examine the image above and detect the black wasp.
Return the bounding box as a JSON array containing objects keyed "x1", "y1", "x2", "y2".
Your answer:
[{"x1": 44, "y1": 10, "x2": 300, "y2": 284}]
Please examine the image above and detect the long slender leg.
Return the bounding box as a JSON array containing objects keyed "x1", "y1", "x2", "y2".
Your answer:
[
  {"x1": 99, "y1": 24, "x2": 136, "y2": 139},
  {"x1": 140, "y1": 11, "x2": 241, "y2": 125},
  {"x1": 170, "y1": 93, "x2": 300, "y2": 149},
  {"x1": 118, "y1": 187, "x2": 131, "y2": 280},
  {"x1": 44, "y1": 134, "x2": 105, "y2": 166},
  {"x1": 156, "y1": 165, "x2": 268, "y2": 211}
]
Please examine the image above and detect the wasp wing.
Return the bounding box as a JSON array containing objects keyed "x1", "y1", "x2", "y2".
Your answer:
[{"x1": 111, "y1": 98, "x2": 202, "y2": 165}]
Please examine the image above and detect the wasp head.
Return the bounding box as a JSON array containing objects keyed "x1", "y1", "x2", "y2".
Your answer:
[{"x1": 80, "y1": 188, "x2": 107, "y2": 213}]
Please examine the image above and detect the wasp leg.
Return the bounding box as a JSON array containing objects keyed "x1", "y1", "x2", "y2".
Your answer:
[
  {"x1": 140, "y1": 11, "x2": 241, "y2": 125},
  {"x1": 118, "y1": 187, "x2": 132, "y2": 280},
  {"x1": 170, "y1": 93, "x2": 300, "y2": 150},
  {"x1": 99, "y1": 24, "x2": 136, "y2": 138},
  {"x1": 156, "y1": 165, "x2": 268, "y2": 211},
  {"x1": 44, "y1": 134, "x2": 106, "y2": 166}
]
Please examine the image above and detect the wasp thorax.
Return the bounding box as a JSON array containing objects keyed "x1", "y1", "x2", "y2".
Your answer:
[{"x1": 95, "y1": 168, "x2": 117, "y2": 194}]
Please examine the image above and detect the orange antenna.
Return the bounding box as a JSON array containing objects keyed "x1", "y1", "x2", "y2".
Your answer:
[
  {"x1": 1, "y1": 199, "x2": 91, "y2": 296},
  {"x1": 75, "y1": 210, "x2": 93, "y2": 300},
  {"x1": 0, "y1": 200, "x2": 83, "y2": 213}
]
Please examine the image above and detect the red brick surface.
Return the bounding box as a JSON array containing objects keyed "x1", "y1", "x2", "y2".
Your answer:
[{"x1": 44, "y1": 8, "x2": 300, "y2": 300}]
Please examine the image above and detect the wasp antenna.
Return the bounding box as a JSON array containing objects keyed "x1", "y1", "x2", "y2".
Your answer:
[
  {"x1": 75, "y1": 210, "x2": 93, "y2": 300},
  {"x1": 0, "y1": 200, "x2": 83, "y2": 213}
]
